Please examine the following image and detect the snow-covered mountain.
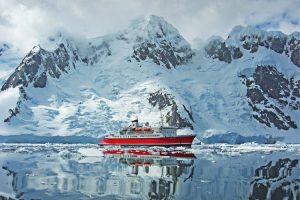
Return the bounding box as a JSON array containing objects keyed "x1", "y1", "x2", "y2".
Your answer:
[{"x1": 0, "y1": 15, "x2": 299, "y2": 143}]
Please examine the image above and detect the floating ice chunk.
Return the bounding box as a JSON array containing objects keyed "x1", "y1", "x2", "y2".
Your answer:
[{"x1": 78, "y1": 148, "x2": 103, "y2": 157}]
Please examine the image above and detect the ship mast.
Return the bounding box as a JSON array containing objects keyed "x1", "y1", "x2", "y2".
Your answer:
[{"x1": 160, "y1": 110, "x2": 164, "y2": 127}]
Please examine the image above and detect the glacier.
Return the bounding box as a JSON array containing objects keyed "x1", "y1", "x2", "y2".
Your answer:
[{"x1": 0, "y1": 15, "x2": 299, "y2": 144}]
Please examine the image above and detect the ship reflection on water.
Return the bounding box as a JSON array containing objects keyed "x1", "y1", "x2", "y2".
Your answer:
[{"x1": 102, "y1": 148, "x2": 196, "y2": 200}]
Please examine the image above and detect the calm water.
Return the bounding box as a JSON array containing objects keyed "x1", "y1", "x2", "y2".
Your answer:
[{"x1": 0, "y1": 144, "x2": 299, "y2": 200}]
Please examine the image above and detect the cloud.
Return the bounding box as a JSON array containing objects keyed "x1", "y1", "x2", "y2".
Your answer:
[
  {"x1": 276, "y1": 21, "x2": 300, "y2": 33},
  {"x1": 0, "y1": 0, "x2": 299, "y2": 52}
]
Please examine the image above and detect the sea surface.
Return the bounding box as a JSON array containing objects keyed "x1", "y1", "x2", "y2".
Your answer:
[{"x1": 0, "y1": 144, "x2": 299, "y2": 200}]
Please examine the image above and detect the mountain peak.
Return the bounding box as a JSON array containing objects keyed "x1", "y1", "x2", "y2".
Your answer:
[
  {"x1": 127, "y1": 15, "x2": 184, "y2": 43},
  {"x1": 204, "y1": 24, "x2": 300, "y2": 68},
  {"x1": 127, "y1": 15, "x2": 193, "y2": 69},
  {"x1": 226, "y1": 25, "x2": 295, "y2": 46},
  {"x1": 130, "y1": 14, "x2": 171, "y2": 29},
  {"x1": 145, "y1": 14, "x2": 166, "y2": 24},
  {"x1": 229, "y1": 25, "x2": 289, "y2": 36}
]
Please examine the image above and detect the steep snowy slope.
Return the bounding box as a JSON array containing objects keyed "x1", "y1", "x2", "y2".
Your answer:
[
  {"x1": 0, "y1": 43, "x2": 24, "y2": 130},
  {"x1": 0, "y1": 15, "x2": 195, "y2": 138},
  {"x1": 0, "y1": 15, "x2": 299, "y2": 143}
]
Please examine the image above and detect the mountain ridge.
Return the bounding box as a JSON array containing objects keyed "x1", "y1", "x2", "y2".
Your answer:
[{"x1": 0, "y1": 15, "x2": 299, "y2": 143}]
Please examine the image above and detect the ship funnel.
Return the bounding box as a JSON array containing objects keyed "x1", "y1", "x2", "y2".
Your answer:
[
  {"x1": 130, "y1": 115, "x2": 138, "y2": 122},
  {"x1": 130, "y1": 115, "x2": 138, "y2": 127}
]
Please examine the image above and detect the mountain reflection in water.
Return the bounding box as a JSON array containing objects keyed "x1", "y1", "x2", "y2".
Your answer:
[
  {"x1": 102, "y1": 148, "x2": 196, "y2": 200},
  {"x1": 0, "y1": 144, "x2": 299, "y2": 200}
]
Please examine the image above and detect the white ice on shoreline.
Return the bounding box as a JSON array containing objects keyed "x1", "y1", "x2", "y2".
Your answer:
[{"x1": 0, "y1": 143, "x2": 299, "y2": 157}]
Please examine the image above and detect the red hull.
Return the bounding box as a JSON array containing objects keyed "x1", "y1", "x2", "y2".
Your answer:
[{"x1": 99, "y1": 135, "x2": 196, "y2": 147}]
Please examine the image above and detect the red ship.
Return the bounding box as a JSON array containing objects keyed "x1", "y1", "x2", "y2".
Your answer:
[{"x1": 99, "y1": 116, "x2": 196, "y2": 147}]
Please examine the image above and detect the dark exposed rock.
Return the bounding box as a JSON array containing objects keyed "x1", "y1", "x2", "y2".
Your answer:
[
  {"x1": 82, "y1": 57, "x2": 89, "y2": 64},
  {"x1": 254, "y1": 159, "x2": 299, "y2": 179},
  {"x1": 3, "y1": 87, "x2": 29, "y2": 123},
  {"x1": 270, "y1": 37, "x2": 286, "y2": 53},
  {"x1": 183, "y1": 104, "x2": 194, "y2": 122},
  {"x1": 1, "y1": 43, "x2": 72, "y2": 91},
  {"x1": 54, "y1": 43, "x2": 71, "y2": 73},
  {"x1": 249, "y1": 43, "x2": 259, "y2": 53},
  {"x1": 288, "y1": 36, "x2": 300, "y2": 67},
  {"x1": 285, "y1": 36, "x2": 300, "y2": 68},
  {"x1": 220, "y1": 27, "x2": 300, "y2": 68},
  {"x1": 242, "y1": 41, "x2": 251, "y2": 50},
  {"x1": 205, "y1": 37, "x2": 245, "y2": 63},
  {"x1": 252, "y1": 66, "x2": 300, "y2": 111},
  {"x1": 232, "y1": 47, "x2": 243, "y2": 59},
  {"x1": 291, "y1": 48, "x2": 300, "y2": 68},
  {"x1": 131, "y1": 16, "x2": 193, "y2": 69},
  {"x1": 85, "y1": 41, "x2": 112, "y2": 65},
  {"x1": 246, "y1": 88, "x2": 266, "y2": 104},
  {"x1": 253, "y1": 66, "x2": 290, "y2": 100},
  {"x1": 132, "y1": 40, "x2": 193, "y2": 69},
  {"x1": 271, "y1": 181, "x2": 295, "y2": 200},
  {"x1": 148, "y1": 90, "x2": 173, "y2": 110},
  {"x1": 148, "y1": 89, "x2": 193, "y2": 129},
  {"x1": 0, "y1": 195, "x2": 16, "y2": 200},
  {"x1": 4, "y1": 107, "x2": 19, "y2": 123},
  {"x1": 204, "y1": 39, "x2": 232, "y2": 63},
  {"x1": 291, "y1": 79, "x2": 300, "y2": 98},
  {"x1": 249, "y1": 159, "x2": 299, "y2": 200},
  {"x1": 238, "y1": 33, "x2": 263, "y2": 54},
  {"x1": 238, "y1": 32, "x2": 288, "y2": 54},
  {"x1": 249, "y1": 183, "x2": 268, "y2": 200},
  {"x1": 33, "y1": 72, "x2": 47, "y2": 88},
  {"x1": 257, "y1": 109, "x2": 296, "y2": 130},
  {"x1": 166, "y1": 103, "x2": 193, "y2": 129},
  {"x1": 250, "y1": 103, "x2": 297, "y2": 130},
  {"x1": 19, "y1": 86, "x2": 28, "y2": 100},
  {"x1": 249, "y1": 99, "x2": 297, "y2": 130},
  {"x1": 240, "y1": 65, "x2": 299, "y2": 130}
]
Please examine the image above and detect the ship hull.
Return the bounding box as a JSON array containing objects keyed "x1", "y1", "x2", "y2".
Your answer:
[{"x1": 99, "y1": 135, "x2": 196, "y2": 147}]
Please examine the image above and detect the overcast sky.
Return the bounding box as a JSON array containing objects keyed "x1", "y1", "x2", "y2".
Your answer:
[{"x1": 0, "y1": 0, "x2": 299, "y2": 52}]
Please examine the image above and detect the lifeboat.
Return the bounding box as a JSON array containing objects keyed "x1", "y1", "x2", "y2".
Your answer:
[{"x1": 134, "y1": 127, "x2": 152, "y2": 132}]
